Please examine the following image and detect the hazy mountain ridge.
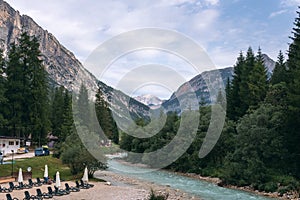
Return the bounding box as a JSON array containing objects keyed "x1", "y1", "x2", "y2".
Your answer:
[{"x1": 162, "y1": 55, "x2": 275, "y2": 113}]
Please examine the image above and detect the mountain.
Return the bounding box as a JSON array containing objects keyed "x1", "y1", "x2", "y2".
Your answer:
[
  {"x1": 162, "y1": 67, "x2": 233, "y2": 113},
  {"x1": 0, "y1": 0, "x2": 277, "y2": 120},
  {"x1": 263, "y1": 54, "x2": 276, "y2": 73},
  {"x1": 134, "y1": 94, "x2": 163, "y2": 109},
  {"x1": 0, "y1": 0, "x2": 149, "y2": 120},
  {"x1": 262, "y1": 54, "x2": 276, "y2": 78},
  {"x1": 162, "y1": 55, "x2": 275, "y2": 113}
]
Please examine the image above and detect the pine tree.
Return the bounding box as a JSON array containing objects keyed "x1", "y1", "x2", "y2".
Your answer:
[
  {"x1": 247, "y1": 47, "x2": 268, "y2": 109},
  {"x1": 95, "y1": 86, "x2": 119, "y2": 144},
  {"x1": 26, "y1": 34, "x2": 50, "y2": 143},
  {"x1": 225, "y1": 77, "x2": 231, "y2": 115},
  {"x1": 0, "y1": 49, "x2": 7, "y2": 132},
  {"x1": 60, "y1": 89, "x2": 74, "y2": 141},
  {"x1": 227, "y1": 51, "x2": 245, "y2": 120},
  {"x1": 5, "y1": 44, "x2": 25, "y2": 137},
  {"x1": 285, "y1": 6, "x2": 300, "y2": 178},
  {"x1": 77, "y1": 84, "x2": 90, "y2": 127},
  {"x1": 239, "y1": 47, "x2": 255, "y2": 113},
  {"x1": 271, "y1": 51, "x2": 287, "y2": 85},
  {"x1": 5, "y1": 32, "x2": 49, "y2": 142},
  {"x1": 50, "y1": 86, "x2": 65, "y2": 137},
  {"x1": 216, "y1": 88, "x2": 226, "y2": 109}
]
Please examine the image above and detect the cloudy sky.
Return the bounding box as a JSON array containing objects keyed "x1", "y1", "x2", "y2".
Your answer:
[{"x1": 5, "y1": 0, "x2": 300, "y2": 99}]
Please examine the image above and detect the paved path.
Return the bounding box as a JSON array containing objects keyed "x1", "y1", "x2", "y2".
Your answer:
[{"x1": 3, "y1": 152, "x2": 35, "y2": 161}]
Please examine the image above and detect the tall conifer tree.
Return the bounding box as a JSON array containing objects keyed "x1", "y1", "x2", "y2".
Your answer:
[
  {"x1": 271, "y1": 51, "x2": 287, "y2": 85},
  {"x1": 0, "y1": 49, "x2": 7, "y2": 131},
  {"x1": 5, "y1": 32, "x2": 49, "y2": 142},
  {"x1": 95, "y1": 86, "x2": 119, "y2": 144},
  {"x1": 227, "y1": 52, "x2": 245, "y2": 120},
  {"x1": 285, "y1": 7, "x2": 300, "y2": 178},
  {"x1": 247, "y1": 47, "x2": 268, "y2": 109}
]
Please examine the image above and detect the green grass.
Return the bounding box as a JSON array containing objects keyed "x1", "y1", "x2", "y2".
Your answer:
[{"x1": 0, "y1": 156, "x2": 77, "y2": 181}]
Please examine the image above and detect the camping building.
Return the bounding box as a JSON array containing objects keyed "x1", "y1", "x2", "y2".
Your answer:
[{"x1": 0, "y1": 136, "x2": 21, "y2": 156}]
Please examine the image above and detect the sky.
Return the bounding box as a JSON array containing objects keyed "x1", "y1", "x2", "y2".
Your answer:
[{"x1": 5, "y1": 0, "x2": 300, "y2": 99}]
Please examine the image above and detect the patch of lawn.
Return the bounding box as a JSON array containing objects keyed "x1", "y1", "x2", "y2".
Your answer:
[{"x1": 0, "y1": 156, "x2": 78, "y2": 181}]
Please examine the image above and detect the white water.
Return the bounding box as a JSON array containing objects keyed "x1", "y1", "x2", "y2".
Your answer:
[{"x1": 108, "y1": 159, "x2": 277, "y2": 200}]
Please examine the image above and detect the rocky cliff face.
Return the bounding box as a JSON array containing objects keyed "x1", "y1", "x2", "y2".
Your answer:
[
  {"x1": 0, "y1": 0, "x2": 149, "y2": 119},
  {"x1": 0, "y1": 0, "x2": 96, "y2": 93},
  {"x1": 162, "y1": 67, "x2": 234, "y2": 113}
]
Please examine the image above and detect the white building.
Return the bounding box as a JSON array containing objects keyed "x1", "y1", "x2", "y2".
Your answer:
[{"x1": 0, "y1": 136, "x2": 21, "y2": 156}]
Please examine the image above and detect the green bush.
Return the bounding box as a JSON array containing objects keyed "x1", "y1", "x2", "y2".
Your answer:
[
  {"x1": 263, "y1": 182, "x2": 278, "y2": 193},
  {"x1": 278, "y1": 187, "x2": 289, "y2": 196},
  {"x1": 147, "y1": 189, "x2": 169, "y2": 200}
]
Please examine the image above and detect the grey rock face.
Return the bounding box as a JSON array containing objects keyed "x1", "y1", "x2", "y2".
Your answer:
[{"x1": 0, "y1": 0, "x2": 97, "y2": 93}]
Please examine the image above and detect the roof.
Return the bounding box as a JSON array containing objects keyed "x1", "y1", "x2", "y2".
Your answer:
[{"x1": 0, "y1": 136, "x2": 23, "y2": 140}]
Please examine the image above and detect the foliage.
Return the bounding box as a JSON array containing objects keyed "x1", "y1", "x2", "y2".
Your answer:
[
  {"x1": 95, "y1": 85, "x2": 119, "y2": 144},
  {"x1": 271, "y1": 51, "x2": 287, "y2": 85},
  {"x1": 227, "y1": 48, "x2": 268, "y2": 120},
  {"x1": 60, "y1": 130, "x2": 107, "y2": 176},
  {"x1": 0, "y1": 49, "x2": 7, "y2": 129},
  {"x1": 3, "y1": 32, "x2": 50, "y2": 143},
  {"x1": 284, "y1": 6, "x2": 300, "y2": 178},
  {"x1": 59, "y1": 87, "x2": 108, "y2": 177},
  {"x1": 222, "y1": 104, "x2": 286, "y2": 186},
  {"x1": 147, "y1": 189, "x2": 169, "y2": 200},
  {"x1": 51, "y1": 87, "x2": 74, "y2": 158}
]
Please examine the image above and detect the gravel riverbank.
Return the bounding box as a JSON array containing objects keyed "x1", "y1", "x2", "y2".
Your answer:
[{"x1": 94, "y1": 170, "x2": 202, "y2": 200}]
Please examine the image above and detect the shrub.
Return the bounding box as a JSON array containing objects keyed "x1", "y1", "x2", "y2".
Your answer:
[
  {"x1": 147, "y1": 189, "x2": 169, "y2": 200},
  {"x1": 263, "y1": 182, "x2": 278, "y2": 193}
]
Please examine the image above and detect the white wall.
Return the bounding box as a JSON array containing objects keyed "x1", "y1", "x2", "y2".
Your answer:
[{"x1": 0, "y1": 139, "x2": 20, "y2": 156}]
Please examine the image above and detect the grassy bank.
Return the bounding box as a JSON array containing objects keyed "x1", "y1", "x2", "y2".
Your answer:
[{"x1": 0, "y1": 156, "x2": 76, "y2": 180}]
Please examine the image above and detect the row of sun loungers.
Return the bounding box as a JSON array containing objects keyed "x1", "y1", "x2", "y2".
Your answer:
[{"x1": 1, "y1": 178, "x2": 94, "y2": 199}]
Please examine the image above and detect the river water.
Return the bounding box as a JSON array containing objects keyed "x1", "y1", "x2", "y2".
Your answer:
[{"x1": 108, "y1": 159, "x2": 277, "y2": 200}]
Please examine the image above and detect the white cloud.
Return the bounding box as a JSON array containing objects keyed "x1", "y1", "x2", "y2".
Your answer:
[
  {"x1": 269, "y1": 9, "x2": 288, "y2": 18},
  {"x1": 204, "y1": 0, "x2": 219, "y2": 6}
]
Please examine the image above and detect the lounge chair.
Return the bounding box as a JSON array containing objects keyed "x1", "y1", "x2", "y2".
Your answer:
[
  {"x1": 9, "y1": 182, "x2": 21, "y2": 190},
  {"x1": 54, "y1": 186, "x2": 70, "y2": 195},
  {"x1": 0, "y1": 185, "x2": 12, "y2": 193},
  {"x1": 75, "y1": 180, "x2": 89, "y2": 189},
  {"x1": 47, "y1": 186, "x2": 63, "y2": 196},
  {"x1": 36, "y1": 188, "x2": 52, "y2": 199},
  {"x1": 23, "y1": 191, "x2": 42, "y2": 200},
  {"x1": 19, "y1": 182, "x2": 32, "y2": 189},
  {"x1": 80, "y1": 180, "x2": 94, "y2": 188},
  {"x1": 28, "y1": 179, "x2": 41, "y2": 187},
  {"x1": 65, "y1": 183, "x2": 80, "y2": 192},
  {"x1": 6, "y1": 193, "x2": 19, "y2": 200},
  {"x1": 36, "y1": 178, "x2": 45, "y2": 185}
]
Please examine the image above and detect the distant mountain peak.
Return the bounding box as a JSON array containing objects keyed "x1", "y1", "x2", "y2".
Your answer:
[
  {"x1": 134, "y1": 94, "x2": 163, "y2": 109},
  {"x1": 262, "y1": 54, "x2": 276, "y2": 73}
]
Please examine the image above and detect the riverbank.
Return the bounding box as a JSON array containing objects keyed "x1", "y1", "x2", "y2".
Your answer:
[
  {"x1": 173, "y1": 172, "x2": 299, "y2": 200},
  {"x1": 113, "y1": 159, "x2": 299, "y2": 200},
  {"x1": 94, "y1": 170, "x2": 202, "y2": 200}
]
